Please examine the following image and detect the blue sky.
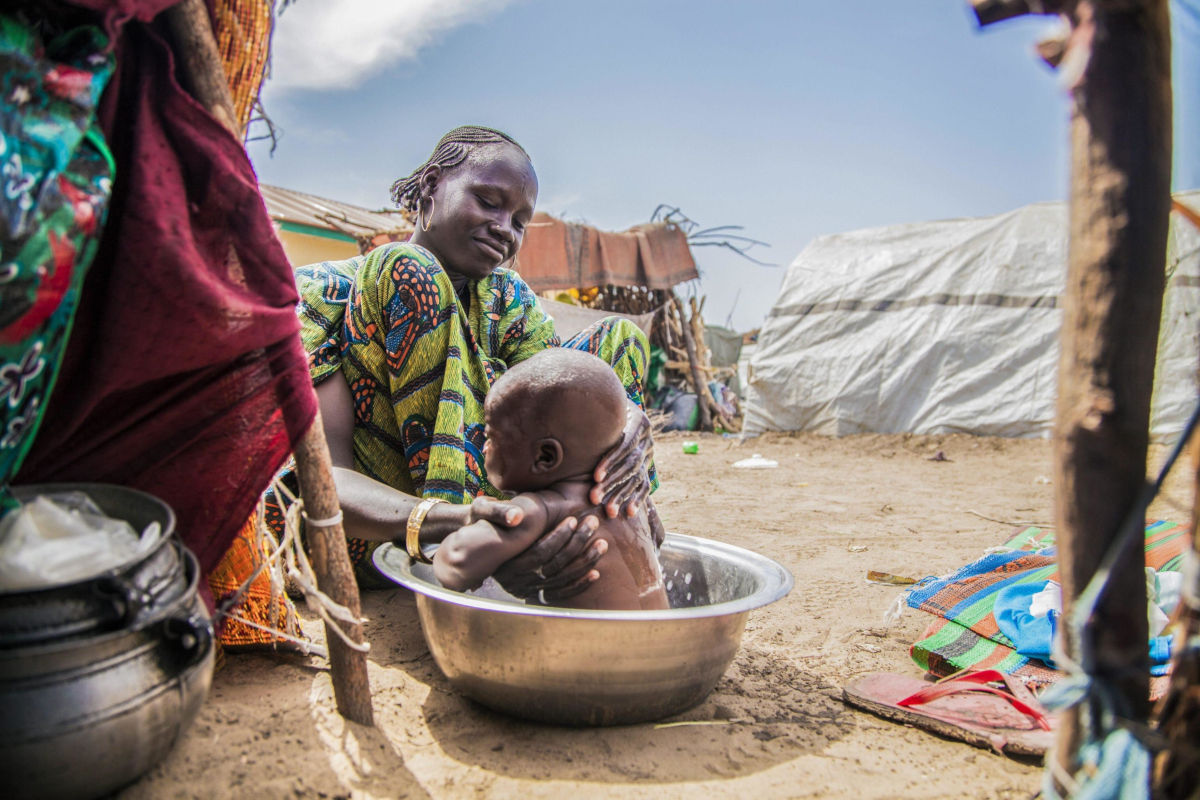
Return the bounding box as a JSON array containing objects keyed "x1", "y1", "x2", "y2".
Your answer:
[{"x1": 249, "y1": 0, "x2": 1199, "y2": 332}]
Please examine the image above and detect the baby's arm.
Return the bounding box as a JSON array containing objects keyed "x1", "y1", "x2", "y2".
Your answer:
[{"x1": 433, "y1": 494, "x2": 550, "y2": 591}]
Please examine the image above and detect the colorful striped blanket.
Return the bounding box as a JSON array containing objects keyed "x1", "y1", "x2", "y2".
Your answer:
[{"x1": 906, "y1": 521, "x2": 1188, "y2": 688}]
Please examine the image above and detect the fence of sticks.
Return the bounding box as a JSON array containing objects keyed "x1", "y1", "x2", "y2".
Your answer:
[{"x1": 563, "y1": 284, "x2": 741, "y2": 433}]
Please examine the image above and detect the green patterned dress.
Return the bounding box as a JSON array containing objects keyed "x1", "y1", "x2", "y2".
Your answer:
[{"x1": 285, "y1": 241, "x2": 653, "y2": 573}]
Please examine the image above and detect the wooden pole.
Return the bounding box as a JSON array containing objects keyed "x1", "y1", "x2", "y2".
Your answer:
[
  {"x1": 161, "y1": 0, "x2": 243, "y2": 138},
  {"x1": 162, "y1": 0, "x2": 374, "y2": 725},
  {"x1": 1049, "y1": 0, "x2": 1172, "y2": 777},
  {"x1": 971, "y1": 0, "x2": 1173, "y2": 782},
  {"x1": 293, "y1": 411, "x2": 374, "y2": 725}
]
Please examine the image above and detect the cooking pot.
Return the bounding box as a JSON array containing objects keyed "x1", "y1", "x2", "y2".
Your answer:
[
  {"x1": 0, "y1": 483, "x2": 186, "y2": 646},
  {"x1": 0, "y1": 546, "x2": 214, "y2": 800}
]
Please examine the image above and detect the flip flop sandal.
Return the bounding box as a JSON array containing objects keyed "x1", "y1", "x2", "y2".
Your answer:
[{"x1": 842, "y1": 669, "x2": 1054, "y2": 757}]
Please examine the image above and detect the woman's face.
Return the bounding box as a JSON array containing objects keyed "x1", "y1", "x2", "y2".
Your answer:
[{"x1": 413, "y1": 143, "x2": 538, "y2": 282}]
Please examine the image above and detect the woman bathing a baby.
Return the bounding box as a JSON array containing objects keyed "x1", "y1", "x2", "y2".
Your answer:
[{"x1": 210, "y1": 126, "x2": 662, "y2": 637}]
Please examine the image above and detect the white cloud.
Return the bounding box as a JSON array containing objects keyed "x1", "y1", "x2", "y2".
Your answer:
[{"x1": 270, "y1": 0, "x2": 516, "y2": 91}]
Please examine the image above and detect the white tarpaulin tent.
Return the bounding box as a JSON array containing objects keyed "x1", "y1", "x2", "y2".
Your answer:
[{"x1": 744, "y1": 192, "x2": 1200, "y2": 439}]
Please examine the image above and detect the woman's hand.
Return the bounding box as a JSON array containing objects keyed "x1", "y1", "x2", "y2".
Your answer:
[
  {"x1": 589, "y1": 401, "x2": 653, "y2": 518},
  {"x1": 492, "y1": 514, "x2": 606, "y2": 602}
]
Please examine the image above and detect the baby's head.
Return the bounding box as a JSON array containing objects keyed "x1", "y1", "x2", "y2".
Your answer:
[{"x1": 483, "y1": 349, "x2": 627, "y2": 492}]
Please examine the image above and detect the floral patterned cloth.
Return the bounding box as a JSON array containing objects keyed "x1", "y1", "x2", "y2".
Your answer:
[{"x1": 0, "y1": 16, "x2": 114, "y2": 507}]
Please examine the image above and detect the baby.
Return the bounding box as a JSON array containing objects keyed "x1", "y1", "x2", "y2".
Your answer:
[{"x1": 433, "y1": 348, "x2": 668, "y2": 610}]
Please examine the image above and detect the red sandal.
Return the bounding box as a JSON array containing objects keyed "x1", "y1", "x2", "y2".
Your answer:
[{"x1": 842, "y1": 669, "x2": 1054, "y2": 757}]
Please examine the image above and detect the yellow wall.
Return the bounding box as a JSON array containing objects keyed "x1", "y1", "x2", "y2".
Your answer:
[{"x1": 275, "y1": 227, "x2": 360, "y2": 267}]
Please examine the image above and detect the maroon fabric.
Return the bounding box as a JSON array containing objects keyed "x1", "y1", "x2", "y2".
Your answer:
[
  {"x1": 16, "y1": 4, "x2": 316, "y2": 602},
  {"x1": 57, "y1": 0, "x2": 180, "y2": 37}
]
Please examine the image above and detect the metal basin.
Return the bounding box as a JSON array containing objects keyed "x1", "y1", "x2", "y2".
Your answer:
[{"x1": 374, "y1": 533, "x2": 793, "y2": 726}]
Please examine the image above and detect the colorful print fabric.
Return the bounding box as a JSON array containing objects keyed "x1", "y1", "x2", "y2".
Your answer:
[
  {"x1": 0, "y1": 16, "x2": 114, "y2": 502},
  {"x1": 297, "y1": 241, "x2": 651, "y2": 504},
  {"x1": 906, "y1": 520, "x2": 1187, "y2": 691}
]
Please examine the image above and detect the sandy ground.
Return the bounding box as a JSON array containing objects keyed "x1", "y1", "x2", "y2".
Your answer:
[{"x1": 123, "y1": 431, "x2": 1193, "y2": 799}]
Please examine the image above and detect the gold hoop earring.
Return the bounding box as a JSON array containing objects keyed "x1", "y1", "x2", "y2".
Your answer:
[{"x1": 421, "y1": 196, "x2": 435, "y2": 232}]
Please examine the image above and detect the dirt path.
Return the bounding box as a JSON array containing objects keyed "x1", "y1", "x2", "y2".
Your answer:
[{"x1": 124, "y1": 432, "x2": 1191, "y2": 799}]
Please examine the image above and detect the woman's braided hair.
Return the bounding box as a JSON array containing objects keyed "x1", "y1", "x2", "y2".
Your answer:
[{"x1": 390, "y1": 125, "x2": 528, "y2": 212}]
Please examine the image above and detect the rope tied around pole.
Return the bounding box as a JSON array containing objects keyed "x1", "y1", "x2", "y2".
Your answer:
[{"x1": 215, "y1": 480, "x2": 369, "y2": 655}]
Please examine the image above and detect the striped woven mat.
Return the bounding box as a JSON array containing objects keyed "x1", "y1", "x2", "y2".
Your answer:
[{"x1": 907, "y1": 521, "x2": 1188, "y2": 689}]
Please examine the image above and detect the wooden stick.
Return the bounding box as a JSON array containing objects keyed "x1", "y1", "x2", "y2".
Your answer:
[
  {"x1": 293, "y1": 412, "x2": 374, "y2": 725},
  {"x1": 689, "y1": 298, "x2": 711, "y2": 368},
  {"x1": 672, "y1": 294, "x2": 712, "y2": 431},
  {"x1": 162, "y1": 0, "x2": 242, "y2": 138},
  {"x1": 970, "y1": 0, "x2": 1067, "y2": 27},
  {"x1": 1049, "y1": 0, "x2": 1172, "y2": 779},
  {"x1": 162, "y1": 0, "x2": 374, "y2": 725},
  {"x1": 668, "y1": 313, "x2": 684, "y2": 341},
  {"x1": 687, "y1": 297, "x2": 729, "y2": 429}
]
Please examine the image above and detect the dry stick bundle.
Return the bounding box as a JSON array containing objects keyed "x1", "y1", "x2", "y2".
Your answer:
[
  {"x1": 668, "y1": 293, "x2": 712, "y2": 431},
  {"x1": 688, "y1": 296, "x2": 739, "y2": 432},
  {"x1": 667, "y1": 308, "x2": 688, "y2": 363},
  {"x1": 688, "y1": 299, "x2": 718, "y2": 422},
  {"x1": 163, "y1": 0, "x2": 373, "y2": 725},
  {"x1": 657, "y1": 296, "x2": 689, "y2": 367},
  {"x1": 594, "y1": 285, "x2": 741, "y2": 432},
  {"x1": 670, "y1": 293, "x2": 733, "y2": 432},
  {"x1": 652, "y1": 301, "x2": 671, "y2": 352},
  {"x1": 578, "y1": 284, "x2": 664, "y2": 316}
]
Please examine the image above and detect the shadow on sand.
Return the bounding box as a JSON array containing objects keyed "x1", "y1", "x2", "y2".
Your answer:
[
  {"x1": 364, "y1": 588, "x2": 849, "y2": 785},
  {"x1": 122, "y1": 615, "x2": 432, "y2": 800}
]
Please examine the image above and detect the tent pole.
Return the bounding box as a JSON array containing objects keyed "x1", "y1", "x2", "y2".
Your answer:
[
  {"x1": 1048, "y1": 0, "x2": 1171, "y2": 779},
  {"x1": 971, "y1": 0, "x2": 1172, "y2": 782},
  {"x1": 163, "y1": 0, "x2": 374, "y2": 725},
  {"x1": 291, "y1": 411, "x2": 375, "y2": 725},
  {"x1": 161, "y1": 0, "x2": 243, "y2": 138}
]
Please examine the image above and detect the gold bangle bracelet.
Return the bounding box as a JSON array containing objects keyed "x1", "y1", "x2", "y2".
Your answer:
[{"x1": 406, "y1": 497, "x2": 445, "y2": 563}]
